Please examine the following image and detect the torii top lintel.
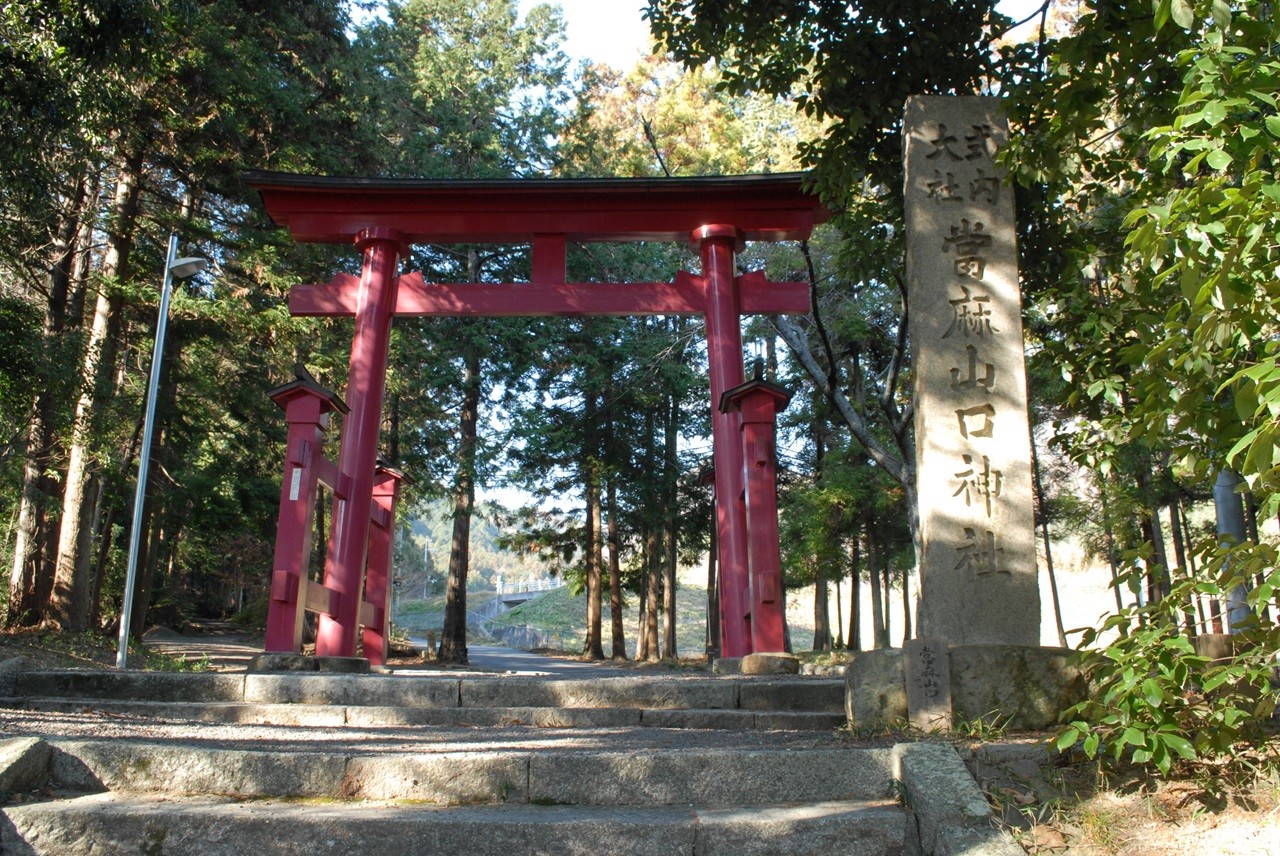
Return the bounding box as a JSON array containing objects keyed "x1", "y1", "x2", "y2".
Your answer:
[{"x1": 245, "y1": 170, "x2": 828, "y2": 245}]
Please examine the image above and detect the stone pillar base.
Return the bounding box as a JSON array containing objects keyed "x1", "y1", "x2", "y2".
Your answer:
[
  {"x1": 741, "y1": 652, "x2": 800, "y2": 675},
  {"x1": 251, "y1": 654, "x2": 371, "y2": 674},
  {"x1": 845, "y1": 644, "x2": 1086, "y2": 731}
]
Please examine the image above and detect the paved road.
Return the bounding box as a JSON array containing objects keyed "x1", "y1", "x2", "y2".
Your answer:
[{"x1": 408, "y1": 640, "x2": 631, "y2": 676}]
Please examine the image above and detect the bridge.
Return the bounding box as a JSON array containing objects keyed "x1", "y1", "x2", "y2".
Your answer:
[{"x1": 494, "y1": 577, "x2": 564, "y2": 607}]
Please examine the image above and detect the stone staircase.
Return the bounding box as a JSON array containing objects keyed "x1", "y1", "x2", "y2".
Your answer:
[{"x1": 0, "y1": 668, "x2": 1021, "y2": 854}]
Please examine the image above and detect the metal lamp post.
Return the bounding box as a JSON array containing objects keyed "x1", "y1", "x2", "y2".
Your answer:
[{"x1": 116, "y1": 234, "x2": 207, "y2": 669}]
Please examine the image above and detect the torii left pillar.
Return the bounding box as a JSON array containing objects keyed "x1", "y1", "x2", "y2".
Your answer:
[
  {"x1": 697, "y1": 225, "x2": 753, "y2": 658},
  {"x1": 315, "y1": 227, "x2": 406, "y2": 658}
]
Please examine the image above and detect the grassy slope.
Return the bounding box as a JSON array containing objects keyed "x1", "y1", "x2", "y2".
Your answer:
[{"x1": 486, "y1": 583, "x2": 819, "y2": 656}]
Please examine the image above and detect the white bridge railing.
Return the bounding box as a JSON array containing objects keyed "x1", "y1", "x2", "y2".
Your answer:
[{"x1": 495, "y1": 577, "x2": 564, "y2": 596}]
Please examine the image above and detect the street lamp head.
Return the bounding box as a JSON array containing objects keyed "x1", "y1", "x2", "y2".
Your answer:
[{"x1": 168, "y1": 256, "x2": 207, "y2": 279}]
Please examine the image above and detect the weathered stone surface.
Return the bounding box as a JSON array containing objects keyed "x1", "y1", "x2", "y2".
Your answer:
[
  {"x1": 0, "y1": 656, "x2": 32, "y2": 697},
  {"x1": 315, "y1": 656, "x2": 370, "y2": 673},
  {"x1": 894, "y1": 741, "x2": 992, "y2": 855},
  {"x1": 344, "y1": 752, "x2": 530, "y2": 803},
  {"x1": 904, "y1": 95, "x2": 1039, "y2": 647},
  {"x1": 693, "y1": 800, "x2": 907, "y2": 856},
  {"x1": 346, "y1": 705, "x2": 641, "y2": 729},
  {"x1": 249, "y1": 653, "x2": 317, "y2": 672},
  {"x1": 13, "y1": 671, "x2": 246, "y2": 703},
  {"x1": 11, "y1": 698, "x2": 350, "y2": 727},
  {"x1": 751, "y1": 712, "x2": 846, "y2": 732},
  {"x1": 905, "y1": 637, "x2": 953, "y2": 732},
  {"x1": 739, "y1": 679, "x2": 843, "y2": 712},
  {"x1": 1, "y1": 796, "x2": 701, "y2": 856},
  {"x1": 640, "y1": 709, "x2": 754, "y2": 730},
  {"x1": 739, "y1": 653, "x2": 799, "y2": 675},
  {"x1": 845, "y1": 648, "x2": 907, "y2": 727},
  {"x1": 935, "y1": 824, "x2": 1027, "y2": 856},
  {"x1": 460, "y1": 677, "x2": 735, "y2": 711},
  {"x1": 49, "y1": 740, "x2": 347, "y2": 798},
  {"x1": 799, "y1": 663, "x2": 847, "y2": 677},
  {"x1": 0, "y1": 738, "x2": 49, "y2": 797},
  {"x1": 243, "y1": 673, "x2": 459, "y2": 708},
  {"x1": 530, "y1": 748, "x2": 894, "y2": 807},
  {"x1": 711, "y1": 657, "x2": 742, "y2": 675},
  {"x1": 949, "y1": 644, "x2": 1085, "y2": 730}
]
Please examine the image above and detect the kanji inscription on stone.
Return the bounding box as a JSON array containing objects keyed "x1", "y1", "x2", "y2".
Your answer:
[
  {"x1": 904, "y1": 637, "x2": 953, "y2": 732},
  {"x1": 904, "y1": 95, "x2": 1039, "y2": 647}
]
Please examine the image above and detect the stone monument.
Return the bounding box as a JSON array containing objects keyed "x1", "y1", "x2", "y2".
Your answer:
[
  {"x1": 903, "y1": 95, "x2": 1039, "y2": 647},
  {"x1": 846, "y1": 97, "x2": 1086, "y2": 733}
]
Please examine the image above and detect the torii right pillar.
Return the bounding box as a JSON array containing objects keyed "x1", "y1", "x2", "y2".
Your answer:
[{"x1": 720, "y1": 367, "x2": 793, "y2": 653}]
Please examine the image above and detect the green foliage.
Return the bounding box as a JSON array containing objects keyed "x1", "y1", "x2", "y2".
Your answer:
[{"x1": 1056, "y1": 542, "x2": 1279, "y2": 781}]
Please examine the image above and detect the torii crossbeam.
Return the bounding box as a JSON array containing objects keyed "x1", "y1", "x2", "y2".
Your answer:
[{"x1": 248, "y1": 171, "x2": 828, "y2": 660}]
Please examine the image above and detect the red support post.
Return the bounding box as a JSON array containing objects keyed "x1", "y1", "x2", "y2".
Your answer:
[
  {"x1": 264, "y1": 370, "x2": 347, "y2": 653},
  {"x1": 696, "y1": 225, "x2": 752, "y2": 657},
  {"x1": 316, "y1": 228, "x2": 405, "y2": 658},
  {"x1": 721, "y1": 370, "x2": 793, "y2": 653},
  {"x1": 362, "y1": 461, "x2": 409, "y2": 666}
]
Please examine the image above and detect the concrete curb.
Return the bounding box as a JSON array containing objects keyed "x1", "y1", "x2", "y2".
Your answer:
[
  {"x1": 894, "y1": 741, "x2": 1024, "y2": 856},
  {"x1": 0, "y1": 738, "x2": 50, "y2": 799}
]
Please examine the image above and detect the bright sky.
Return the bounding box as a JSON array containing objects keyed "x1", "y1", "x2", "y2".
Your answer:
[
  {"x1": 523, "y1": 0, "x2": 1052, "y2": 70},
  {"x1": 518, "y1": 0, "x2": 654, "y2": 70}
]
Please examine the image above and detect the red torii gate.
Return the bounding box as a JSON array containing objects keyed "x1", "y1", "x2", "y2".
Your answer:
[{"x1": 248, "y1": 171, "x2": 828, "y2": 661}]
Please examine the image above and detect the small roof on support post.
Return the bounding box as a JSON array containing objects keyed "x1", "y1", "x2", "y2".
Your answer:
[
  {"x1": 268, "y1": 364, "x2": 349, "y2": 414},
  {"x1": 245, "y1": 170, "x2": 828, "y2": 245}
]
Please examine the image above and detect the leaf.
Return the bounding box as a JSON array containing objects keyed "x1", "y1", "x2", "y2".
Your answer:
[
  {"x1": 1201, "y1": 101, "x2": 1227, "y2": 127},
  {"x1": 1212, "y1": 0, "x2": 1232, "y2": 28},
  {"x1": 1055, "y1": 727, "x2": 1082, "y2": 752},
  {"x1": 1170, "y1": 0, "x2": 1195, "y2": 29},
  {"x1": 1206, "y1": 148, "x2": 1233, "y2": 170}
]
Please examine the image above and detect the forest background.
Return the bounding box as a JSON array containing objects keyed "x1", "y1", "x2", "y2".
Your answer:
[{"x1": 1, "y1": 0, "x2": 1278, "y2": 770}]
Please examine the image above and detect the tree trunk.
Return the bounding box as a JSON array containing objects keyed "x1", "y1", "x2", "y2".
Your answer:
[
  {"x1": 901, "y1": 566, "x2": 913, "y2": 641},
  {"x1": 51, "y1": 152, "x2": 143, "y2": 630},
  {"x1": 606, "y1": 477, "x2": 626, "y2": 659},
  {"x1": 706, "y1": 507, "x2": 719, "y2": 658},
  {"x1": 833, "y1": 568, "x2": 844, "y2": 649},
  {"x1": 813, "y1": 561, "x2": 830, "y2": 651},
  {"x1": 1099, "y1": 475, "x2": 1125, "y2": 613},
  {"x1": 6, "y1": 177, "x2": 95, "y2": 627},
  {"x1": 637, "y1": 557, "x2": 650, "y2": 662},
  {"x1": 1030, "y1": 419, "x2": 1067, "y2": 646},
  {"x1": 8, "y1": 443, "x2": 48, "y2": 626},
  {"x1": 662, "y1": 390, "x2": 678, "y2": 660},
  {"x1": 643, "y1": 526, "x2": 660, "y2": 661},
  {"x1": 1167, "y1": 501, "x2": 1197, "y2": 636},
  {"x1": 882, "y1": 558, "x2": 892, "y2": 645},
  {"x1": 583, "y1": 454, "x2": 605, "y2": 660},
  {"x1": 1135, "y1": 464, "x2": 1171, "y2": 603},
  {"x1": 849, "y1": 530, "x2": 861, "y2": 651},
  {"x1": 438, "y1": 347, "x2": 480, "y2": 665},
  {"x1": 865, "y1": 512, "x2": 888, "y2": 648}
]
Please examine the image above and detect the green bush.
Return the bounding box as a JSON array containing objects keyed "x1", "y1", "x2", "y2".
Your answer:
[{"x1": 1056, "y1": 542, "x2": 1279, "y2": 782}]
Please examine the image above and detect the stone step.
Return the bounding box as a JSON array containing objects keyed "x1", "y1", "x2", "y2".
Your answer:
[
  {"x1": 8, "y1": 671, "x2": 844, "y2": 714},
  {"x1": 8, "y1": 697, "x2": 845, "y2": 732},
  {"x1": 47, "y1": 738, "x2": 896, "y2": 807},
  {"x1": 1, "y1": 793, "x2": 910, "y2": 856}
]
